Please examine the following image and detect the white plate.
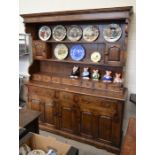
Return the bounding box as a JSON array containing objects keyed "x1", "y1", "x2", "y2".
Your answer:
[
  {"x1": 91, "y1": 52, "x2": 101, "y2": 62},
  {"x1": 38, "y1": 26, "x2": 51, "y2": 41},
  {"x1": 28, "y1": 150, "x2": 46, "y2": 155},
  {"x1": 103, "y1": 24, "x2": 122, "y2": 42},
  {"x1": 53, "y1": 25, "x2": 66, "y2": 41},
  {"x1": 54, "y1": 44, "x2": 68, "y2": 60},
  {"x1": 67, "y1": 25, "x2": 82, "y2": 41},
  {"x1": 83, "y1": 25, "x2": 99, "y2": 42}
]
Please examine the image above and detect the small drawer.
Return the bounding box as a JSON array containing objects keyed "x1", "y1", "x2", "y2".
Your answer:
[
  {"x1": 32, "y1": 74, "x2": 42, "y2": 81},
  {"x1": 71, "y1": 79, "x2": 81, "y2": 86},
  {"x1": 51, "y1": 76, "x2": 61, "y2": 83},
  {"x1": 81, "y1": 80, "x2": 92, "y2": 88},
  {"x1": 42, "y1": 75, "x2": 51, "y2": 83},
  {"x1": 107, "y1": 83, "x2": 123, "y2": 92},
  {"x1": 61, "y1": 78, "x2": 71, "y2": 85},
  {"x1": 94, "y1": 82, "x2": 106, "y2": 90},
  {"x1": 59, "y1": 92, "x2": 74, "y2": 102}
]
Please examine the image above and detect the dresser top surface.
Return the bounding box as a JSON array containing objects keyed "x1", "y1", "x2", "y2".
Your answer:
[{"x1": 26, "y1": 81, "x2": 127, "y2": 101}]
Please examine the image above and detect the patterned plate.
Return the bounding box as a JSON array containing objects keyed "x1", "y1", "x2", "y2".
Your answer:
[
  {"x1": 91, "y1": 52, "x2": 101, "y2": 63},
  {"x1": 67, "y1": 25, "x2": 82, "y2": 41},
  {"x1": 54, "y1": 44, "x2": 68, "y2": 60},
  {"x1": 83, "y1": 25, "x2": 99, "y2": 42},
  {"x1": 103, "y1": 24, "x2": 122, "y2": 42},
  {"x1": 53, "y1": 25, "x2": 66, "y2": 41},
  {"x1": 28, "y1": 150, "x2": 46, "y2": 155},
  {"x1": 38, "y1": 26, "x2": 51, "y2": 41},
  {"x1": 70, "y1": 45, "x2": 85, "y2": 61}
]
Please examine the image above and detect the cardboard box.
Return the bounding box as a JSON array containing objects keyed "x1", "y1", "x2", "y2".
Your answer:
[{"x1": 20, "y1": 133, "x2": 71, "y2": 155}]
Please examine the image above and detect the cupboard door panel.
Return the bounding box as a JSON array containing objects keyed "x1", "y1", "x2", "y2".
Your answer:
[
  {"x1": 59, "y1": 101, "x2": 75, "y2": 133},
  {"x1": 29, "y1": 98, "x2": 44, "y2": 122},
  {"x1": 61, "y1": 107, "x2": 73, "y2": 132},
  {"x1": 80, "y1": 111, "x2": 93, "y2": 137},
  {"x1": 44, "y1": 101, "x2": 56, "y2": 126},
  {"x1": 104, "y1": 44, "x2": 124, "y2": 66},
  {"x1": 98, "y1": 116, "x2": 112, "y2": 142}
]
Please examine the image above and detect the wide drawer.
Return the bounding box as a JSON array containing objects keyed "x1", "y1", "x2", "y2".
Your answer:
[
  {"x1": 28, "y1": 86, "x2": 55, "y2": 98},
  {"x1": 79, "y1": 96, "x2": 117, "y2": 116}
]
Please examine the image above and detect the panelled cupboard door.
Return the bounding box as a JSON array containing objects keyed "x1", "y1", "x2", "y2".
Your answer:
[
  {"x1": 29, "y1": 98, "x2": 44, "y2": 122},
  {"x1": 80, "y1": 110, "x2": 93, "y2": 138},
  {"x1": 78, "y1": 95, "x2": 117, "y2": 142},
  {"x1": 98, "y1": 115, "x2": 112, "y2": 143},
  {"x1": 104, "y1": 44, "x2": 124, "y2": 66},
  {"x1": 44, "y1": 100, "x2": 57, "y2": 127},
  {"x1": 58, "y1": 101, "x2": 76, "y2": 134}
]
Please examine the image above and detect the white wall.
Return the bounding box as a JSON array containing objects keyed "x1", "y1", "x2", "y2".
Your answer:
[{"x1": 19, "y1": 0, "x2": 136, "y2": 95}]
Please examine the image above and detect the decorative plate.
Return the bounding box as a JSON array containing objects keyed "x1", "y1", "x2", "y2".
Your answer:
[
  {"x1": 103, "y1": 24, "x2": 122, "y2": 42},
  {"x1": 70, "y1": 45, "x2": 85, "y2": 61},
  {"x1": 54, "y1": 44, "x2": 68, "y2": 60},
  {"x1": 38, "y1": 26, "x2": 51, "y2": 41},
  {"x1": 52, "y1": 25, "x2": 66, "y2": 41},
  {"x1": 83, "y1": 25, "x2": 99, "y2": 42},
  {"x1": 91, "y1": 52, "x2": 101, "y2": 63},
  {"x1": 67, "y1": 25, "x2": 82, "y2": 41},
  {"x1": 28, "y1": 150, "x2": 46, "y2": 155}
]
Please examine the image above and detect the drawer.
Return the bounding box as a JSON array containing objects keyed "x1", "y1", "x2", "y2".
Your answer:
[
  {"x1": 81, "y1": 80, "x2": 92, "y2": 88},
  {"x1": 62, "y1": 78, "x2": 81, "y2": 86},
  {"x1": 79, "y1": 96, "x2": 117, "y2": 116},
  {"x1": 32, "y1": 74, "x2": 42, "y2": 81},
  {"x1": 59, "y1": 92, "x2": 74, "y2": 102},
  {"x1": 61, "y1": 78, "x2": 71, "y2": 85},
  {"x1": 42, "y1": 75, "x2": 51, "y2": 83},
  {"x1": 94, "y1": 82, "x2": 106, "y2": 90},
  {"x1": 51, "y1": 77, "x2": 61, "y2": 84},
  {"x1": 107, "y1": 83, "x2": 123, "y2": 92},
  {"x1": 28, "y1": 86, "x2": 55, "y2": 98},
  {"x1": 71, "y1": 79, "x2": 81, "y2": 86}
]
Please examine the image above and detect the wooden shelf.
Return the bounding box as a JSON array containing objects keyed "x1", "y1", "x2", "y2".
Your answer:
[
  {"x1": 46, "y1": 40, "x2": 105, "y2": 44},
  {"x1": 35, "y1": 58, "x2": 123, "y2": 67}
]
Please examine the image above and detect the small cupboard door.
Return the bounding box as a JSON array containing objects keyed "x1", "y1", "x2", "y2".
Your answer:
[
  {"x1": 29, "y1": 98, "x2": 44, "y2": 122},
  {"x1": 58, "y1": 101, "x2": 76, "y2": 134},
  {"x1": 98, "y1": 115, "x2": 112, "y2": 143},
  {"x1": 80, "y1": 110, "x2": 93, "y2": 138},
  {"x1": 104, "y1": 44, "x2": 124, "y2": 66},
  {"x1": 44, "y1": 100, "x2": 57, "y2": 127}
]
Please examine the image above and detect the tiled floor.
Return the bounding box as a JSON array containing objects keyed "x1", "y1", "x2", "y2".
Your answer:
[{"x1": 40, "y1": 101, "x2": 136, "y2": 155}]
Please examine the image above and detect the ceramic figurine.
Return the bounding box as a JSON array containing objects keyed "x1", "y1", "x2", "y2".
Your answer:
[
  {"x1": 102, "y1": 70, "x2": 112, "y2": 83},
  {"x1": 82, "y1": 67, "x2": 90, "y2": 79},
  {"x1": 113, "y1": 73, "x2": 123, "y2": 83},
  {"x1": 70, "y1": 66, "x2": 80, "y2": 79},
  {"x1": 92, "y1": 69, "x2": 100, "y2": 81}
]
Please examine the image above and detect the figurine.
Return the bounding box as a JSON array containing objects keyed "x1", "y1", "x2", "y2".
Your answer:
[
  {"x1": 82, "y1": 67, "x2": 90, "y2": 79},
  {"x1": 92, "y1": 69, "x2": 100, "y2": 81},
  {"x1": 102, "y1": 70, "x2": 112, "y2": 83},
  {"x1": 70, "y1": 66, "x2": 80, "y2": 79},
  {"x1": 113, "y1": 73, "x2": 123, "y2": 83}
]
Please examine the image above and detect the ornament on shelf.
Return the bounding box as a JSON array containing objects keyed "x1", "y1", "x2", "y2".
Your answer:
[
  {"x1": 92, "y1": 69, "x2": 100, "y2": 81},
  {"x1": 82, "y1": 67, "x2": 90, "y2": 79},
  {"x1": 70, "y1": 66, "x2": 80, "y2": 79},
  {"x1": 113, "y1": 73, "x2": 123, "y2": 83},
  {"x1": 102, "y1": 70, "x2": 112, "y2": 83}
]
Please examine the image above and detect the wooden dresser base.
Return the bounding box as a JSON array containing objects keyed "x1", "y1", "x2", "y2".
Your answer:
[{"x1": 39, "y1": 124, "x2": 120, "y2": 154}]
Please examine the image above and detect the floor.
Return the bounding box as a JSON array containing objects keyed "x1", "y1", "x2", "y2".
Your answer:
[
  {"x1": 40, "y1": 130, "x2": 115, "y2": 155},
  {"x1": 40, "y1": 100, "x2": 136, "y2": 155}
]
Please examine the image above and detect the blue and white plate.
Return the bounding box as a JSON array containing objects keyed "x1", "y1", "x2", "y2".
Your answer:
[{"x1": 70, "y1": 45, "x2": 85, "y2": 61}]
